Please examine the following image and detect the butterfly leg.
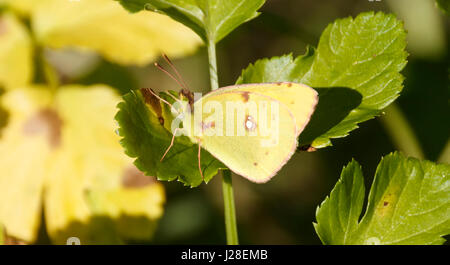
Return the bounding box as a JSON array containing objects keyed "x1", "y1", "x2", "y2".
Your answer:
[
  {"x1": 160, "y1": 127, "x2": 180, "y2": 162},
  {"x1": 198, "y1": 141, "x2": 204, "y2": 181}
]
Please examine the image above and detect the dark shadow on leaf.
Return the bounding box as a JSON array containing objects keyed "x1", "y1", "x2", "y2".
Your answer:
[{"x1": 298, "y1": 87, "x2": 362, "y2": 148}]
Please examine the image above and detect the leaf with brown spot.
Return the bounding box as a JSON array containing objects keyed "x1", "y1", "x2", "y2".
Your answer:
[
  {"x1": 23, "y1": 109, "x2": 63, "y2": 148},
  {"x1": 315, "y1": 152, "x2": 450, "y2": 245},
  {"x1": 115, "y1": 89, "x2": 226, "y2": 187},
  {"x1": 122, "y1": 166, "x2": 156, "y2": 188},
  {"x1": 141, "y1": 88, "x2": 165, "y2": 126},
  {"x1": 0, "y1": 85, "x2": 165, "y2": 244}
]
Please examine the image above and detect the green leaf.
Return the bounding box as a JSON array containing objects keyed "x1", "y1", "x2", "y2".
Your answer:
[
  {"x1": 115, "y1": 89, "x2": 225, "y2": 187},
  {"x1": 115, "y1": 0, "x2": 265, "y2": 43},
  {"x1": 436, "y1": 0, "x2": 450, "y2": 15},
  {"x1": 314, "y1": 152, "x2": 450, "y2": 245},
  {"x1": 237, "y1": 12, "x2": 407, "y2": 149}
]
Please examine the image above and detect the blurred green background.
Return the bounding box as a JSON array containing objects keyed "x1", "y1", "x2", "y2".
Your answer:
[{"x1": 2, "y1": 0, "x2": 448, "y2": 244}]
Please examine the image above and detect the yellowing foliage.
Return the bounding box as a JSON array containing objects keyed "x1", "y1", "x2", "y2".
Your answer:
[
  {"x1": 0, "y1": 13, "x2": 33, "y2": 90},
  {"x1": 0, "y1": 86, "x2": 165, "y2": 244},
  {"x1": 32, "y1": 0, "x2": 202, "y2": 65}
]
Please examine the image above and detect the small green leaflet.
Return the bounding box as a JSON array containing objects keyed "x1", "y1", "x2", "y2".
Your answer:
[
  {"x1": 237, "y1": 12, "x2": 407, "y2": 149},
  {"x1": 115, "y1": 89, "x2": 225, "y2": 187},
  {"x1": 314, "y1": 152, "x2": 450, "y2": 245},
  {"x1": 115, "y1": 0, "x2": 265, "y2": 43}
]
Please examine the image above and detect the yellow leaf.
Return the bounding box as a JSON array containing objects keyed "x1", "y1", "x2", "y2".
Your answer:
[
  {"x1": 86, "y1": 182, "x2": 165, "y2": 240},
  {"x1": 32, "y1": 0, "x2": 202, "y2": 65},
  {"x1": 0, "y1": 85, "x2": 165, "y2": 244},
  {"x1": 0, "y1": 87, "x2": 52, "y2": 241},
  {"x1": 0, "y1": 13, "x2": 33, "y2": 90}
]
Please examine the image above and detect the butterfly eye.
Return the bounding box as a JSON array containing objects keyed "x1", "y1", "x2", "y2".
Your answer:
[{"x1": 245, "y1": 115, "x2": 257, "y2": 131}]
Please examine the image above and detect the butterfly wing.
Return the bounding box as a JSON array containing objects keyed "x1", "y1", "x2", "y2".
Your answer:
[
  {"x1": 188, "y1": 91, "x2": 298, "y2": 183},
  {"x1": 205, "y1": 82, "x2": 318, "y2": 136}
]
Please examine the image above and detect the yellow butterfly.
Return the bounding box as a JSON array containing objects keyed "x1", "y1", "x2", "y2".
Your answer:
[{"x1": 150, "y1": 56, "x2": 318, "y2": 183}]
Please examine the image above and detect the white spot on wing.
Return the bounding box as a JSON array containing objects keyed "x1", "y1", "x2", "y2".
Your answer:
[{"x1": 245, "y1": 115, "x2": 257, "y2": 131}]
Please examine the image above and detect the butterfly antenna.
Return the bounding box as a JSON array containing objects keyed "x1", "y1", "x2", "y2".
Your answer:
[
  {"x1": 154, "y1": 62, "x2": 186, "y2": 91},
  {"x1": 144, "y1": 88, "x2": 180, "y2": 115},
  {"x1": 162, "y1": 54, "x2": 191, "y2": 91},
  {"x1": 161, "y1": 91, "x2": 187, "y2": 114}
]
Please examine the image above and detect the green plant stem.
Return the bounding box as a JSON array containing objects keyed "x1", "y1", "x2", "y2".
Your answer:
[
  {"x1": 207, "y1": 40, "x2": 219, "y2": 91},
  {"x1": 222, "y1": 170, "x2": 239, "y2": 245},
  {"x1": 380, "y1": 104, "x2": 424, "y2": 159},
  {"x1": 207, "y1": 39, "x2": 239, "y2": 245}
]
